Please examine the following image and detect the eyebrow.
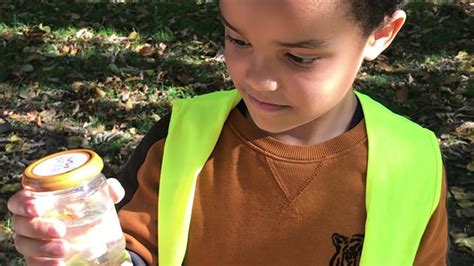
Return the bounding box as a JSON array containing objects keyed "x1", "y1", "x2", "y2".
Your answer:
[
  {"x1": 274, "y1": 39, "x2": 329, "y2": 49},
  {"x1": 220, "y1": 14, "x2": 330, "y2": 49}
]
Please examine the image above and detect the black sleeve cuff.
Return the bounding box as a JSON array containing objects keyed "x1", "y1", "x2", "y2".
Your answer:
[{"x1": 128, "y1": 250, "x2": 147, "y2": 266}]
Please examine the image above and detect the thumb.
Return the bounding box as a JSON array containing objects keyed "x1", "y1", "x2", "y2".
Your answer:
[{"x1": 105, "y1": 178, "x2": 125, "y2": 204}]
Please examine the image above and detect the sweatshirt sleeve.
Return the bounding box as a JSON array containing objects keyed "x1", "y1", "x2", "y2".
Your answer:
[
  {"x1": 413, "y1": 169, "x2": 449, "y2": 266},
  {"x1": 116, "y1": 113, "x2": 171, "y2": 265}
]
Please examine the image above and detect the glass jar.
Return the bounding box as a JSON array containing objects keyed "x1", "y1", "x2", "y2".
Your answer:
[{"x1": 22, "y1": 149, "x2": 132, "y2": 266}]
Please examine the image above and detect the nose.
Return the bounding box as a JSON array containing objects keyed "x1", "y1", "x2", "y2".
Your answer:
[{"x1": 245, "y1": 55, "x2": 278, "y2": 92}]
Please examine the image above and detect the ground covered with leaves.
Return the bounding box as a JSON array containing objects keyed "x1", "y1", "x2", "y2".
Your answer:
[{"x1": 0, "y1": 1, "x2": 473, "y2": 265}]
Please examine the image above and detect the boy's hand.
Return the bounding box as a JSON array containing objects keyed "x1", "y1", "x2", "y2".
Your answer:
[{"x1": 7, "y1": 178, "x2": 125, "y2": 266}]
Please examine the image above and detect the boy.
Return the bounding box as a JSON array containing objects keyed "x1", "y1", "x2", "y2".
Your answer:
[{"x1": 8, "y1": 0, "x2": 448, "y2": 265}]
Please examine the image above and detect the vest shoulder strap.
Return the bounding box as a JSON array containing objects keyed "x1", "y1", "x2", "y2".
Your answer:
[
  {"x1": 158, "y1": 90, "x2": 241, "y2": 266},
  {"x1": 356, "y1": 92, "x2": 442, "y2": 266}
]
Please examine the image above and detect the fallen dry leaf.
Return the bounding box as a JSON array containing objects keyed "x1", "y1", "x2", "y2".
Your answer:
[
  {"x1": 1, "y1": 31, "x2": 14, "y2": 41},
  {"x1": 38, "y1": 23, "x2": 51, "y2": 34},
  {"x1": 377, "y1": 61, "x2": 394, "y2": 72},
  {"x1": 5, "y1": 135, "x2": 24, "y2": 153},
  {"x1": 455, "y1": 236, "x2": 474, "y2": 252},
  {"x1": 455, "y1": 122, "x2": 474, "y2": 142},
  {"x1": 451, "y1": 187, "x2": 474, "y2": 201},
  {"x1": 70, "y1": 46, "x2": 78, "y2": 56},
  {"x1": 467, "y1": 161, "x2": 474, "y2": 172},
  {"x1": 94, "y1": 87, "x2": 107, "y2": 98},
  {"x1": 138, "y1": 45, "x2": 154, "y2": 57},
  {"x1": 76, "y1": 28, "x2": 93, "y2": 40},
  {"x1": 0, "y1": 224, "x2": 13, "y2": 242},
  {"x1": 123, "y1": 100, "x2": 134, "y2": 110},
  {"x1": 39, "y1": 109, "x2": 56, "y2": 123},
  {"x1": 157, "y1": 42, "x2": 167, "y2": 56},
  {"x1": 0, "y1": 183, "x2": 22, "y2": 193},
  {"x1": 59, "y1": 45, "x2": 70, "y2": 55},
  {"x1": 396, "y1": 87, "x2": 409, "y2": 102},
  {"x1": 450, "y1": 231, "x2": 468, "y2": 241},
  {"x1": 128, "y1": 31, "x2": 139, "y2": 41}
]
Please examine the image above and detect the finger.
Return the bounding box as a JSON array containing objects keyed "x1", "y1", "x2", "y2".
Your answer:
[
  {"x1": 12, "y1": 216, "x2": 66, "y2": 239},
  {"x1": 24, "y1": 257, "x2": 65, "y2": 266},
  {"x1": 15, "y1": 234, "x2": 70, "y2": 259},
  {"x1": 106, "y1": 178, "x2": 125, "y2": 204},
  {"x1": 8, "y1": 190, "x2": 38, "y2": 217}
]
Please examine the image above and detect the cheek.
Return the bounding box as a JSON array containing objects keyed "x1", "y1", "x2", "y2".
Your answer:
[
  {"x1": 224, "y1": 47, "x2": 244, "y2": 80},
  {"x1": 284, "y1": 69, "x2": 345, "y2": 113},
  {"x1": 286, "y1": 72, "x2": 326, "y2": 102},
  {"x1": 292, "y1": 56, "x2": 358, "y2": 100},
  {"x1": 328, "y1": 50, "x2": 365, "y2": 89}
]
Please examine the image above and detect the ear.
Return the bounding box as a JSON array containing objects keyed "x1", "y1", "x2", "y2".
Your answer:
[{"x1": 363, "y1": 10, "x2": 406, "y2": 61}]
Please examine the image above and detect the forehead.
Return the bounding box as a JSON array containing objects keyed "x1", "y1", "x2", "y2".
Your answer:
[
  {"x1": 220, "y1": 0, "x2": 343, "y2": 14},
  {"x1": 220, "y1": 0, "x2": 352, "y2": 38}
]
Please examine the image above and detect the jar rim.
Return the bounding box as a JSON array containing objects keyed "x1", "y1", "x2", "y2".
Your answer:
[{"x1": 23, "y1": 149, "x2": 104, "y2": 192}]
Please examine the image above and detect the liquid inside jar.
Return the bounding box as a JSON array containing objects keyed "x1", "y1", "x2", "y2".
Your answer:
[
  {"x1": 64, "y1": 206, "x2": 131, "y2": 266},
  {"x1": 39, "y1": 178, "x2": 132, "y2": 266}
]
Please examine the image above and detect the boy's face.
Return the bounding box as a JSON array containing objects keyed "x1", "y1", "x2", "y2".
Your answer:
[{"x1": 220, "y1": 0, "x2": 371, "y2": 143}]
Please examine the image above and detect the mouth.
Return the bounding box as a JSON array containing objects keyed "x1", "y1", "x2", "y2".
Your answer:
[{"x1": 246, "y1": 93, "x2": 290, "y2": 112}]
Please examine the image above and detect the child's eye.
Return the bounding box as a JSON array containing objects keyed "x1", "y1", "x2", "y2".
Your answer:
[
  {"x1": 287, "y1": 53, "x2": 318, "y2": 66},
  {"x1": 225, "y1": 35, "x2": 251, "y2": 48}
]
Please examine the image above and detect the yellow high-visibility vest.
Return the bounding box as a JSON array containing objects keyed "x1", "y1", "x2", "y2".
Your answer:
[{"x1": 159, "y1": 89, "x2": 442, "y2": 266}]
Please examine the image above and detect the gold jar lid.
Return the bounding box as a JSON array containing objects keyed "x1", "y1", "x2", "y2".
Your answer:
[{"x1": 22, "y1": 149, "x2": 104, "y2": 192}]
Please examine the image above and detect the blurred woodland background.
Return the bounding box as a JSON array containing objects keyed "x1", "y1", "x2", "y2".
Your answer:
[{"x1": 0, "y1": 1, "x2": 473, "y2": 265}]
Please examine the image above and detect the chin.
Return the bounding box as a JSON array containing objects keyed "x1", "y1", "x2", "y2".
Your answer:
[{"x1": 251, "y1": 116, "x2": 292, "y2": 134}]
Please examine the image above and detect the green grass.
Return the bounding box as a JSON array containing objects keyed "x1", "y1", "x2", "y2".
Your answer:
[
  {"x1": 0, "y1": 22, "x2": 10, "y2": 32},
  {"x1": 362, "y1": 74, "x2": 392, "y2": 89},
  {"x1": 401, "y1": 2, "x2": 474, "y2": 53},
  {"x1": 152, "y1": 29, "x2": 175, "y2": 42}
]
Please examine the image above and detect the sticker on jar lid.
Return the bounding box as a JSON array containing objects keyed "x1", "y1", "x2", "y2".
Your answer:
[{"x1": 32, "y1": 152, "x2": 89, "y2": 176}]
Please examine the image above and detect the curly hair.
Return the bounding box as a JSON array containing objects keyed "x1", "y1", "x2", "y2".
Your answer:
[{"x1": 348, "y1": 0, "x2": 405, "y2": 36}]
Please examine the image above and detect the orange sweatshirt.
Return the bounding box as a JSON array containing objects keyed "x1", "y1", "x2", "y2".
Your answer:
[{"x1": 117, "y1": 104, "x2": 448, "y2": 266}]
